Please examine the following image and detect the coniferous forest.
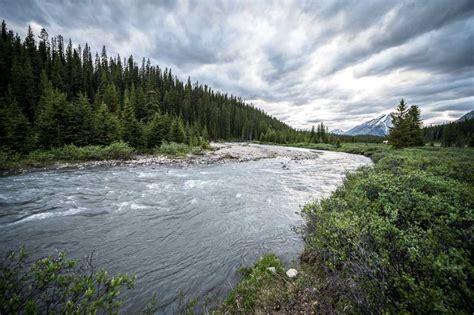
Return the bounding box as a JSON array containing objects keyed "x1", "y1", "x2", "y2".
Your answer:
[
  {"x1": 423, "y1": 118, "x2": 474, "y2": 147},
  {"x1": 0, "y1": 22, "x2": 301, "y2": 154}
]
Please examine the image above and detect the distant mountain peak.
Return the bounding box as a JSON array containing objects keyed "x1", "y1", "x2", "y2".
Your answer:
[
  {"x1": 330, "y1": 128, "x2": 345, "y2": 135},
  {"x1": 344, "y1": 113, "x2": 392, "y2": 136},
  {"x1": 457, "y1": 110, "x2": 474, "y2": 122}
]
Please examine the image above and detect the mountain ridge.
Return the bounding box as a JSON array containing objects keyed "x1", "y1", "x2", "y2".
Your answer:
[
  {"x1": 457, "y1": 110, "x2": 474, "y2": 122},
  {"x1": 343, "y1": 113, "x2": 393, "y2": 136}
]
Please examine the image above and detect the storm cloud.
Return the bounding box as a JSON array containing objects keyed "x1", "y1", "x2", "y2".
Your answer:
[{"x1": 1, "y1": 0, "x2": 473, "y2": 130}]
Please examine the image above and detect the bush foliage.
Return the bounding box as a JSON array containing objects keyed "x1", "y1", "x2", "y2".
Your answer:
[
  {"x1": 0, "y1": 141, "x2": 135, "y2": 170},
  {"x1": 301, "y1": 147, "x2": 474, "y2": 313},
  {"x1": 0, "y1": 248, "x2": 135, "y2": 314},
  {"x1": 222, "y1": 254, "x2": 288, "y2": 313},
  {"x1": 223, "y1": 146, "x2": 474, "y2": 314},
  {"x1": 155, "y1": 141, "x2": 206, "y2": 156}
]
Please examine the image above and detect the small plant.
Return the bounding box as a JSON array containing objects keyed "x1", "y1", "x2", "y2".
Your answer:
[
  {"x1": 155, "y1": 142, "x2": 207, "y2": 157},
  {"x1": 0, "y1": 248, "x2": 135, "y2": 314},
  {"x1": 223, "y1": 254, "x2": 288, "y2": 313}
]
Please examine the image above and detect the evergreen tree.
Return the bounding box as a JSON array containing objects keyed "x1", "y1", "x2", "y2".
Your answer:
[
  {"x1": 102, "y1": 82, "x2": 119, "y2": 113},
  {"x1": 0, "y1": 99, "x2": 32, "y2": 152},
  {"x1": 389, "y1": 99, "x2": 411, "y2": 148},
  {"x1": 94, "y1": 104, "x2": 120, "y2": 145},
  {"x1": 62, "y1": 94, "x2": 94, "y2": 146},
  {"x1": 407, "y1": 105, "x2": 424, "y2": 146},
  {"x1": 145, "y1": 112, "x2": 167, "y2": 148},
  {"x1": 144, "y1": 90, "x2": 160, "y2": 122},
  {"x1": 36, "y1": 82, "x2": 69, "y2": 148},
  {"x1": 121, "y1": 96, "x2": 142, "y2": 147},
  {"x1": 389, "y1": 100, "x2": 426, "y2": 148},
  {"x1": 168, "y1": 118, "x2": 186, "y2": 143}
]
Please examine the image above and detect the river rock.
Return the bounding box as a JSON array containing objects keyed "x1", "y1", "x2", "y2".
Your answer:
[
  {"x1": 286, "y1": 268, "x2": 298, "y2": 278},
  {"x1": 267, "y1": 267, "x2": 276, "y2": 274}
]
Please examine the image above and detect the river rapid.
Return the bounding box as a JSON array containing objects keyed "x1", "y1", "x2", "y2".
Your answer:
[{"x1": 0, "y1": 144, "x2": 371, "y2": 313}]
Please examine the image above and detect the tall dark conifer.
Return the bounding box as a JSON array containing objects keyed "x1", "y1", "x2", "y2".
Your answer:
[{"x1": 0, "y1": 22, "x2": 297, "y2": 153}]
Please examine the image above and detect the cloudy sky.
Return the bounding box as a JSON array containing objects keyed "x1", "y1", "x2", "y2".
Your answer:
[{"x1": 2, "y1": 0, "x2": 473, "y2": 130}]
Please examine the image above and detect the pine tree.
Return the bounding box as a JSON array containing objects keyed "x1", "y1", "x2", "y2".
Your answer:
[
  {"x1": 169, "y1": 117, "x2": 186, "y2": 143},
  {"x1": 62, "y1": 93, "x2": 94, "y2": 146},
  {"x1": 144, "y1": 90, "x2": 160, "y2": 122},
  {"x1": 388, "y1": 99, "x2": 411, "y2": 148},
  {"x1": 310, "y1": 125, "x2": 315, "y2": 143},
  {"x1": 0, "y1": 99, "x2": 32, "y2": 152},
  {"x1": 102, "y1": 83, "x2": 119, "y2": 113},
  {"x1": 407, "y1": 105, "x2": 424, "y2": 146},
  {"x1": 94, "y1": 104, "x2": 120, "y2": 145},
  {"x1": 36, "y1": 82, "x2": 69, "y2": 148},
  {"x1": 145, "y1": 112, "x2": 167, "y2": 148},
  {"x1": 121, "y1": 96, "x2": 142, "y2": 147}
]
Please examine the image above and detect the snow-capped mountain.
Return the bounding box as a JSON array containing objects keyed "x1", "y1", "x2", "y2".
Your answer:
[
  {"x1": 344, "y1": 114, "x2": 393, "y2": 136},
  {"x1": 456, "y1": 110, "x2": 474, "y2": 122},
  {"x1": 330, "y1": 128, "x2": 345, "y2": 135}
]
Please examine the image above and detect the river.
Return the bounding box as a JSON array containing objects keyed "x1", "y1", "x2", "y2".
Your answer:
[{"x1": 0, "y1": 145, "x2": 371, "y2": 313}]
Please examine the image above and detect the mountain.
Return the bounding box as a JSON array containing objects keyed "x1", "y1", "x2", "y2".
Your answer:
[
  {"x1": 456, "y1": 110, "x2": 474, "y2": 122},
  {"x1": 345, "y1": 114, "x2": 392, "y2": 136},
  {"x1": 330, "y1": 128, "x2": 345, "y2": 135}
]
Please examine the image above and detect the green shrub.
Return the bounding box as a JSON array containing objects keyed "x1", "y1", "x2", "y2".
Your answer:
[
  {"x1": 301, "y1": 147, "x2": 474, "y2": 313},
  {"x1": 155, "y1": 142, "x2": 205, "y2": 156},
  {"x1": 100, "y1": 141, "x2": 135, "y2": 159},
  {"x1": 223, "y1": 254, "x2": 288, "y2": 313},
  {"x1": 0, "y1": 147, "x2": 21, "y2": 169},
  {"x1": 0, "y1": 248, "x2": 135, "y2": 314},
  {"x1": 18, "y1": 142, "x2": 134, "y2": 164}
]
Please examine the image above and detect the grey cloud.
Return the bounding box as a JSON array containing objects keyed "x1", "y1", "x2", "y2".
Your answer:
[
  {"x1": 435, "y1": 102, "x2": 473, "y2": 112},
  {"x1": 0, "y1": 0, "x2": 472, "y2": 129},
  {"x1": 326, "y1": 0, "x2": 474, "y2": 75},
  {"x1": 356, "y1": 19, "x2": 474, "y2": 77}
]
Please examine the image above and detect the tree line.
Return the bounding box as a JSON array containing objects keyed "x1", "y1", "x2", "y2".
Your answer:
[
  {"x1": 3, "y1": 22, "x2": 455, "y2": 154},
  {"x1": 423, "y1": 118, "x2": 474, "y2": 147},
  {"x1": 0, "y1": 21, "x2": 299, "y2": 153}
]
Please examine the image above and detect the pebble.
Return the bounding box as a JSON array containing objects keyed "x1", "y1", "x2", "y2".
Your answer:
[{"x1": 286, "y1": 268, "x2": 298, "y2": 278}]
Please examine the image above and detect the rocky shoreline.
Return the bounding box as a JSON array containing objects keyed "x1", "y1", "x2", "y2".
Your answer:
[{"x1": 2, "y1": 143, "x2": 322, "y2": 176}]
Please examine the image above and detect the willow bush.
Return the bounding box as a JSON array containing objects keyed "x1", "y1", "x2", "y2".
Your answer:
[{"x1": 302, "y1": 147, "x2": 474, "y2": 313}]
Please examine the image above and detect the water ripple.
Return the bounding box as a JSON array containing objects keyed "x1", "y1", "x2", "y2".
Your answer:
[{"x1": 0, "y1": 149, "x2": 371, "y2": 313}]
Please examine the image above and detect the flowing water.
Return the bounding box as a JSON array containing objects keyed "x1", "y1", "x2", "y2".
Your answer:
[{"x1": 0, "y1": 146, "x2": 371, "y2": 313}]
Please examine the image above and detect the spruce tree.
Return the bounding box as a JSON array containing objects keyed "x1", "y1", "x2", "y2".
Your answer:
[
  {"x1": 389, "y1": 99, "x2": 411, "y2": 148},
  {"x1": 407, "y1": 105, "x2": 424, "y2": 146},
  {"x1": 310, "y1": 125, "x2": 315, "y2": 143},
  {"x1": 121, "y1": 96, "x2": 142, "y2": 147},
  {"x1": 144, "y1": 90, "x2": 160, "y2": 122},
  {"x1": 0, "y1": 99, "x2": 32, "y2": 152},
  {"x1": 145, "y1": 112, "x2": 167, "y2": 148},
  {"x1": 94, "y1": 104, "x2": 120, "y2": 145},
  {"x1": 62, "y1": 93, "x2": 94, "y2": 146},
  {"x1": 36, "y1": 82, "x2": 69, "y2": 148}
]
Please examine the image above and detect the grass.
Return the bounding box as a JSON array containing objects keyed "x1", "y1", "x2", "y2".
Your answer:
[
  {"x1": 289, "y1": 142, "x2": 391, "y2": 160},
  {"x1": 0, "y1": 141, "x2": 212, "y2": 172},
  {"x1": 0, "y1": 141, "x2": 135, "y2": 171},
  {"x1": 222, "y1": 144, "x2": 474, "y2": 313},
  {"x1": 221, "y1": 254, "x2": 291, "y2": 313},
  {"x1": 154, "y1": 141, "x2": 206, "y2": 157}
]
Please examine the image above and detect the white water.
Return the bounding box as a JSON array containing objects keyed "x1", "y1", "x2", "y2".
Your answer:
[{"x1": 0, "y1": 146, "x2": 371, "y2": 313}]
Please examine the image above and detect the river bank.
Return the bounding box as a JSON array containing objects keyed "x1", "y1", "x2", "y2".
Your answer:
[
  {"x1": 221, "y1": 145, "x2": 474, "y2": 314},
  {"x1": 0, "y1": 142, "x2": 323, "y2": 176}
]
